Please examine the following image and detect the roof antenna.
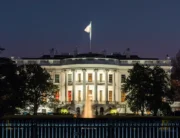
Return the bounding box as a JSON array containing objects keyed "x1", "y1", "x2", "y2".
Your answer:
[
  {"x1": 102, "y1": 49, "x2": 107, "y2": 57},
  {"x1": 49, "y1": 48, "x2": 55, "y2": 58},
  {"x1": 166, "y1": 54, "x2": 170, "y2": 60},
  {"x1": 124, "y1": 48, "x2": 130, "y2": 58},
  {"x1": 55, "y1": 50, "x2": 58, "y2": 55},
  {"x1": 74, "y1": 46, "x2": 78, "y2": 57}
]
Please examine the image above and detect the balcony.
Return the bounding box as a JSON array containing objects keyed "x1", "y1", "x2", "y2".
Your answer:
[
  {"x1": 97, "y1": 81, "x2": 105, "y2": 85},
  {"x1": 75, "y1": 81, "x2": 83, "y2": 85},
  {"x1": 108, "y1": 101, "x2": 116, "y2": 104},
  {"x1": 68, "y1": 81, "x2": 73, "y2": 85},
  {"x1": 74, "y1": 101, "x2": 84, "y2": 104},
  {"x1": 95, "y1": 101, "x2": 106, "y2": 104},
  {"x1": 86, "y1": 81, "x2": 94, "y2": 85}
]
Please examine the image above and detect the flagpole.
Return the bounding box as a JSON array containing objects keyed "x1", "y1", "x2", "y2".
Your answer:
[
  {"x1": 90, "y1": 40, "x2": 91, "y2": 52},
  {"x1": 90, "y1": 21, "x2": 92, "y2": 52}
]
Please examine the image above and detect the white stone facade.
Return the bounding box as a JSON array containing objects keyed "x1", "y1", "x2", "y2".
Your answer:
[{"x1": 15, "y1": 57, "x2": 172, "y2": 114}]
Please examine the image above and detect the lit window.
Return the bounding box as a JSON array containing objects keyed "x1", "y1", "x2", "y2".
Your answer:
[
  {"x1": 88, "y1": 73, "x2": 92, "y2": 82},
  {"x1": 121, "y1": 75, "x2": 126, "y2": 83},
  {"x1": 109, "y1": 91, "x2": 112, "y2": 102},
  {"x1": 99, "y1": 90, "x2": 102, "y2": 102},
  {"x1": 100, "y1": 74, "x2": 103, "y2": 82},
  {"x1": 68, "y1": 91, "x2": 72, "y2": 102},
  {"x1": 121, "y1": 92, "x2": 126, "y2": 102},
  {"x1": 68, "y1": 74, "x2": 72, "y2": 82},
  {"x1": 55, "y1": 91, "x2": 60, "y2": 101},
  {"x1": 78, "y1": 73, "x2": 81, "y2": 82},
  {"x1": 55, "y1": 74, "x2": 59, "y2": 83},
  {"x1": 109, "y1": 74, "x2": 113, "y2": 83},
  {"x1": 78, "y1": 90, "x2": 81, "y2": 101}
]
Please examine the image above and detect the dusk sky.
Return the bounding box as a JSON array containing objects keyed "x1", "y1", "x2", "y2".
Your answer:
[{"x1": 0, "y1": 0, "x2": 180, "y2": 59}]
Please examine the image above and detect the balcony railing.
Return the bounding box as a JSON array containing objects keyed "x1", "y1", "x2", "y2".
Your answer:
[
  {"x1": 75, "y1": 81, "x2": 83, "y2": 85},
  {"x1": 68, "y1": 81, "x2": 73, "y2": 85},
  {"x1": 97, "y1": 81, "x2": 105, "y2": 84},
  {"x1": 15, "y1": 58, "x2": 171, "y2": 66},
  {"x1": 86, "y1": 81, "x2": 94, "y2": 84}
]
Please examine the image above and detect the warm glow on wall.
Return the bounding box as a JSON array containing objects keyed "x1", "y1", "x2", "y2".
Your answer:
[
  {"x1": 121, "y1": 92, "x2": 126, "y2": 102},
  {"x1": 55, "y1": 91, "x2": 59, "y2": 100}
]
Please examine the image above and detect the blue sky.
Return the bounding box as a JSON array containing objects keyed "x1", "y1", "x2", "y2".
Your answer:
[{"x1": 0, "y1": 0, "x2": 180, "y2": 58}]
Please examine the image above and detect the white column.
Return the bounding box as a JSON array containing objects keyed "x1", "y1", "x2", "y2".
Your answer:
[
  {"x1": 94, "y1": 69, "x2": 98, "y2": 102},
  {"x1": 116, "y1": 70, "x2": 120, "y2": 103},
  {"x1": 119, "y1": 71, "x2": 121, "y2": 103},
  {"x1": 72, "y1": 69, "x2": 75, "y2": 102},
  {"x1": 59, "y1": 71, "x2": 62, "y2": 102},
  {"x1": 105, "y1": 69, "x2": 109, "y2": 103},
  {"x1": 64, "y1": 70, "x2": 67, "y2": 102},
  {"x1": 113, "y1": 70, "x2": 116, "y2": 103},
  {"x1": 82, "y1": 69, "x2": 86, "y2": 102}
]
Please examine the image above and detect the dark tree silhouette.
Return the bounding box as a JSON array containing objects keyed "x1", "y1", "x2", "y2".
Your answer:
[
  {"x1": 18, "y1": 64, "x2": 58, "y2": 115},
  {"x1": 123, "y1": 63, "x2": 174, "y2": 116},
  {"x1": 171, "y1": 50, "x2": 180, "y2": 101},
  {"x1": 0, "y1": 58, "x2": 25, "y2": 117}
]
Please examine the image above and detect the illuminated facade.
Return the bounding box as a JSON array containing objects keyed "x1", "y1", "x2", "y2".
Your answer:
[{"x1": 15, "y1": 52, "x2": 173, "y2": 114}]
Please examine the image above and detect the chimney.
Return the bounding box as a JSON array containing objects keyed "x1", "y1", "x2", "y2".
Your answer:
[
  {"x1": 50, "y1": 48, "x2": 55, "y2": 58},
  {"x1": 166, "y1": 54, "x2": 170, "y2": 60},
  {"x1": 126, "y1": 48, "x2": 130, "y2": 58},
  {"x1": 55, "y1": 50, "x2": 58, "y2": 55},
  {"x1": 102, "y1": 49, "x2": 107, "y2": 57},
  {"x1": 74, "y1": 47, "x2": 78, "y2": 57}
]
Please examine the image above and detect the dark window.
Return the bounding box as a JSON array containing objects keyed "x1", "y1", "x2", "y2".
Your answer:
[
  {"x1": 78, "y1": 73, "x2": 81, "y2": 82},
  {"x1": 100, "y1": 74, "x2": 103, "y2": 82},
  {"x1": 68, "y1": 74, "x2": 72, "y2": 82},
  {"x1": 121, "y1": 75, "x2": 126, "y2": 83},
  {"x1": 55, "y1": 74, "x2": 59, "y2": 83},
  {"x1": 109, "y1": 74, "x2": 113, "y2": 83}
]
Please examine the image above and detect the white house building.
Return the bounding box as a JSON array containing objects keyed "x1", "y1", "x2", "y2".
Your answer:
[{"x1": 14, "y1": 52, "x2": 173, "y2": 115}]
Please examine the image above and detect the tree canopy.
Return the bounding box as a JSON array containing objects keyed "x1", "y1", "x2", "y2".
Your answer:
[
  {"x1": 17, "y1": 64, "x2": 58, "y2": 115},
  {"x1": 171, "y1": 50, "x2": 180, "y2": 100},
  {"x1": 0, "y1": 58, "x2": 25, "y2": 117},
  {"x1": 122, "y1": 63, "x2": 174, "y2": 116}
]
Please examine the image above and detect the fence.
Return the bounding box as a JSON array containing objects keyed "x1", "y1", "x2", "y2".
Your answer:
[{"x1": 0, "y1": 116, "x2": 180, "y2": 138}]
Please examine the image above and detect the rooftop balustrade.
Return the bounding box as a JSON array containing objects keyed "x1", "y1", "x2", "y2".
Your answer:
[{"x1": 15, "y1": 57, "x2": 171, "y2": 67}]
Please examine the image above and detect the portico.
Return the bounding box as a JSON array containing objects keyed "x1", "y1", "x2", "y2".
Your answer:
[{"x1": 59, "y1": 68, "x2": 121, "y2": 104}]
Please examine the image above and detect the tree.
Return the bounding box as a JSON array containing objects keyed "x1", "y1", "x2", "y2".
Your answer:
[
  {"x1": 123, "y1": 63, "x2": 174, "y2": 116},
  {"x1": 171, "y1": 50, "x2": 180, "y2": 100},
  {"x1": 122, "y1": 63, "x2": 151, "y2": 116},
  {"x1": 147, "y1": 66, "x2": 174, "y2": 116},
  {"x1": 47, "y1": 92, "x2": 61, "y2": 113},
  {"x1": 0, "y1": 58, "x2": 25, "y2": 117},
  {"x1": 18, "y1": 64, "x2": 58, "y2": 115}
]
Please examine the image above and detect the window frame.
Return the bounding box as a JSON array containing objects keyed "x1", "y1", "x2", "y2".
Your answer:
[
  {"x1": 100, "y1": 74, "x2": 103, "y2": 82},
  {"x1": 68, "y1": 74, "x2": 72, "y2": 82},
  {"x1": 109, "y1": 74, "x2": 113, "y2": 83},
  {"x1": 54, "y1": 74, "x2": 60, "y2": 83},
  {"x1": 88, "y1": 73, "x2": 92, "y2": 82},
  {"x1": 78, "y1": 73, "x2": 81, "y2": 82},
  {"x1": 121, "y1": 74, "x2": 126, "y2": 83}
]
